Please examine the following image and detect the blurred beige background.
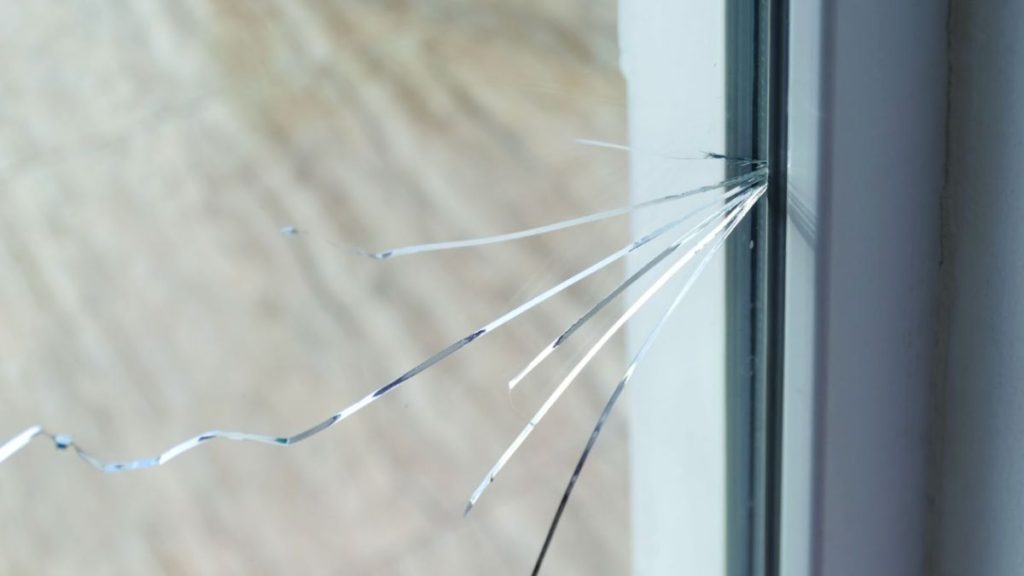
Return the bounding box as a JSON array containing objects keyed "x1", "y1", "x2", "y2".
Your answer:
[{"x1": 0, "y1": 1, "x2": 631, "y2": 574}]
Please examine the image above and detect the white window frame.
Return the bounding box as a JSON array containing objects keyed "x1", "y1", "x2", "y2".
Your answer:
[
  {"x1": 626, "y1": 0, "x2": 951, "y2": 574},
  {"x1": 781, "y1": 1, "x2": 947, "y2": 575}
]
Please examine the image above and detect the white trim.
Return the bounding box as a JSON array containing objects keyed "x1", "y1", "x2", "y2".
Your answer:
[{"x1": 782, "y1": 1, "x2": 948, "y2": 575}]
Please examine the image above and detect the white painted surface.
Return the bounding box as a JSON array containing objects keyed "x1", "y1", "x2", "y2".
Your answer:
[
  {"x1": 621, "y1": 1, "x2": 728, "y2": 574},
  {"x1": 819, "y1": 2, "x2": 946, "y2": 573},
  {"x1": 783, "y1": 1, "x2": 947, "y2": 575},
  {"x1": 934, "y1": 1, "x2": 1024, "y2": 574},
  {"x1": 780, "y1": 2, "x2": 825, "y2": 574}
]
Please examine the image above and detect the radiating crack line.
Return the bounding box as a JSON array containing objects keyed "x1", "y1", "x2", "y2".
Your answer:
[
  {"x1": 508, "y1": 185, "x2": 757, "y2": 392},
  {"x1": 0, "y1": 182, "x2": 760, "y2": 473},
  {"x1": 465, "y1": 185, "x2": 765, "y2": 513},
  {"x1": 575, "y1": 138, "x2": 767, "y2": 167},
  {"x1": 295, "y1": 170, "x2": 765, "y2": 260},
  {"x1": 529, "y1": 184, "x2": 761, "y2": 575}
]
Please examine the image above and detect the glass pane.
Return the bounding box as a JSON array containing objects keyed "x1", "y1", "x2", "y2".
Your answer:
[
  {"x1": 0, "y1": 2, "x2": 629, "y2": 574},
  {"x1": 1, "y1": 1, "x2": 770, "y2": 574}
]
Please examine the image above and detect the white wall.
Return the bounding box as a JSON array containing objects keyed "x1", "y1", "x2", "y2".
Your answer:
[{"x1": 934, "y1": 1, "x2": 1024, "y2": 574}]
